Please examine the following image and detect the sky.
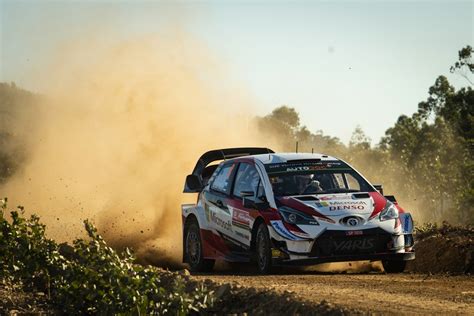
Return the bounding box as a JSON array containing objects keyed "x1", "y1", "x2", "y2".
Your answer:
[{"x1": 0, "y1": 0, "x2": 472, "y2": 144}]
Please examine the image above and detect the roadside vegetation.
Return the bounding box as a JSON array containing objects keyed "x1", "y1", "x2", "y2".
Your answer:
[
  {"x1": 0, "y1": 82, "x2": 39, "y2": 184},
  {"x1": 0, "y1": 198, "x2": 214, "y2": 314},
  {"x1": 1, "y1": 199, "x2": 354, "y2": 315}
]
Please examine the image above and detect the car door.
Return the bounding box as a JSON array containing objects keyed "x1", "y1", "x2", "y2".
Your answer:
[
  {"x1": 228, "y1": 162, "x2": 264, "y2": 246},
  {"x1": 205, "y1": 162, "x2": 236, "y2": 237}
]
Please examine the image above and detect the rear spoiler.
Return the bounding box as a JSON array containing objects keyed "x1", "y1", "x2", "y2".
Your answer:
[{"x1": 183, "y1": 147, "x2": 274, "y2": 193}]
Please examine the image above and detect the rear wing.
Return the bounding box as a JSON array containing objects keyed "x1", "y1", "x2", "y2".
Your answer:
[{"x1": 183, "y1": 147, "x2": 274, "y2": 193}]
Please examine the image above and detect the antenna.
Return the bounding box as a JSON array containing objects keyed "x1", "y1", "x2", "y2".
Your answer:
[{"x1": 295, "y1": 141, "x2": 299, "y2": 153}]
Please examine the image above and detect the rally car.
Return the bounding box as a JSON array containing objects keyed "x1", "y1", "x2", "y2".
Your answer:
[{"x1": 182, "y1": 147, "x2": 415, "y2": 274}]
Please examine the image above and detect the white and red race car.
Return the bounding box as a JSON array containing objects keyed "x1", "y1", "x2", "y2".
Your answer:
[{"x1": 182, "y1": 148, "x2": 415, "y2": 274}]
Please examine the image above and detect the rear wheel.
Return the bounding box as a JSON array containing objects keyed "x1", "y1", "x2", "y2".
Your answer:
[
  {"x1": 185, "y1": 220, "x2": 214, "y2": 272},
  {"x1": 382, "y1": 260, "x2": 407, "y2": 273},
  {"x1": 255, "y1": 223, "x2": 272, "y2": 274}
]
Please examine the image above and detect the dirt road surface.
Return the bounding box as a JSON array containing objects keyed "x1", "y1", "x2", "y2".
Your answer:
[{"x1": 193, "y1": 269, "x2": 474, "y2": 314}]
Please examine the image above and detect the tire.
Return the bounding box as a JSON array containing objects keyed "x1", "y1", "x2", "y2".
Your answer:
[
  {"x1": 185, "y1": 220, "x2": 215, "y2": 272},
  {"x1": 382, "y1": 260, "x2": 407, "y2": 273},
  {"x1": 255, "y1": 223, "x2": 272, "y2": 274}
]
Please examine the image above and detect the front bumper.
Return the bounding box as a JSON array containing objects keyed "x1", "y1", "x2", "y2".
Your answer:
[{"x1": 270, "y1": 227, "x2": 415, "y2": 265}]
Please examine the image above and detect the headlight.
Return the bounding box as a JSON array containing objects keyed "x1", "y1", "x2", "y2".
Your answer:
[
  {"x1": 379, "y1": 201, "x2": 399, "y2": 221},
  {"x1": 278, "y1": 206, "x2": 319, "y2": 225}
]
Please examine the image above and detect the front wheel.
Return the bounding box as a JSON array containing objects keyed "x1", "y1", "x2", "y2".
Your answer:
[
  {"x1": 255, "y1": 223, "x2": 272, "y2": 274},
  {"x1": 185, "y1": 220, "x2": 214, "y2": 272},
  {"x1": 382, "y1": 260, "x2": 407, "y2": 273}
]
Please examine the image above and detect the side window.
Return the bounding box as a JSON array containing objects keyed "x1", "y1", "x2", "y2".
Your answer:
[
  {"x1": 314, "y1": 173, "x2": 338, "y2": 191},
  {"x1": 345, "y1": 173, "x2": 361, "y2": 191},
  {"x1": 233, "y1": 163, "x2": 261, "y2": 197},
  {"x1": 333, "y1": 173, "x2": 346, "y2": 189},
  {"x1": 210, "y1": 163, "x2": 235, "y2": 194},
  {"x1": 256, "y1": 180, "x2": 265, "y2": 200}
]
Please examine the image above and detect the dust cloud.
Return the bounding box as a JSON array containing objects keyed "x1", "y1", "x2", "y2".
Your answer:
[
  {"x1": 0, "y1": 32, "x2": 270, "y2": 267},
  {"x1": 1, "y1": 31, "x2": 390, "y2": 273}
]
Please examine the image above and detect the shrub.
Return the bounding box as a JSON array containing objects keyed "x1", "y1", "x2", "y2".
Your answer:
[{"x1": 0, "y1": 198, "x2": 213, "y2": 314}]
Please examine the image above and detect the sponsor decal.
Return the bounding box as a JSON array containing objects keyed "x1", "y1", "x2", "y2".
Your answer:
[
  {"x1": 333, "y1": 238, "x2": 374, "y2": 251},
  {"x1": 328, "y1": 201, "x2": 367, "y2": 205},
  {"x1": 315, "y1": 201, "x2": 329, "y2": 208},
  {"x1": 286, "y1": 165, "x2": 328, "y2": 172},
  {"x1": 315, "y1": 199, "x2": 368, "y2": 211},
  {"x1": 271, "y1": 249, "x2": 282, "y2": 258},
  {"x1": 265, "y1": 161, "x2": 349, "y2": 174},
  {"x1": 400, "y1": 213, "x2": 413, "y2": 234},
  {"x1": 232, "y1": 220, "x2": 250, "y2": 231},
  {"x1": 289, "y1": 230, "x2": 310, "y2": 239},
  {"x1": 270, "y1": 221, "x2": 300, "y2": 240},
  {"x1": 317, "y1": 217, "x2": 335, "y2": 223},
  {"x1": 220, "y1": 232, "x2": 250, "y2": 250},
  {"x1": 319, "y1": 195, "x2": 349, "y2": 201},
  {"x1": 345, "y1": 230, "x2": 363, "y2": 236},
  {"x1": 232, "y1": 208, "x2": 251, "y2": 225},
  {"x1": 328, "y1": 201, "x2": 367, "y2": 211},
  {"x1": 235, "y1": 230, "x2": 250, "y2": 240},
  {"x1": 210, "y1": 210, "x2": 232, "y2": 231},
  {"x1": 204, "y1": 203, "x2": 211, "y2": 222}
]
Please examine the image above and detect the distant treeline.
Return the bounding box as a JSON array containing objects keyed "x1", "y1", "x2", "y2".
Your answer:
[
  {"x1": 0, "y1": 82, "x2": 41, "y2": 183},
  {"x1": 256, "y1": 46, "x2": 473, "y2": 224},
  {"x1": 0, "y1": 46, "x2": 472, "y2": 224}
]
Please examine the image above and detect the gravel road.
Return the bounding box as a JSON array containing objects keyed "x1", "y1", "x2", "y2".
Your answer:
[{"x1": 193, "y1": 267, "x2": 474, "y2": 314}]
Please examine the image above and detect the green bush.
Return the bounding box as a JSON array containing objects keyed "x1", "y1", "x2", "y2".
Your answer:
[{"x1": 0, "y1": 198, "x2": 213, "y2": 314}]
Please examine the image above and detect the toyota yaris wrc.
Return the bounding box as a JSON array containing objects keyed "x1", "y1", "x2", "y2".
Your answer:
[{"x1": 182, "y1": 147, "x2": 415, "y2": 274}]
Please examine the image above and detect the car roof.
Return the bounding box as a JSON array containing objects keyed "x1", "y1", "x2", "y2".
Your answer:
[{"x1": 232, "y1": 152, "x2": 339, "y2": 164}]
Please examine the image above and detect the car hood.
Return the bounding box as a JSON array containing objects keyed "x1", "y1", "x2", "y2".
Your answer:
[{"x1": 277, "y1": 193, "x2": 377, "y2": 220}]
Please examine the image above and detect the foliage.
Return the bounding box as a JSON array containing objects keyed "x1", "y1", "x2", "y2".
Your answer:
[
  {"x1": 0, "y1": 198, "x2": 213, "y2": 314},
  {"x1": 0, "y1": 82, "x2": 40, "y2": 183},
  {"x1": 450, "y1": 45, "x2": 473, "y2": 85},
  {"x1": 256, "y1": 105, "x2": 345, "y2": 155}
]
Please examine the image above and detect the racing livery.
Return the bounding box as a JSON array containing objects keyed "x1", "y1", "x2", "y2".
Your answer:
[{"x1": 182, "y1": 148, "x2": 415, "y2": 274}]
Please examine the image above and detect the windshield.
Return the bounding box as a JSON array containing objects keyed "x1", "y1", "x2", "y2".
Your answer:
[{"x1": 265, "y1": 160, "x2": 374, "y2": 196}]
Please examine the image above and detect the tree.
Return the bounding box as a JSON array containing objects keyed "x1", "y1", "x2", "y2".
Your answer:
[
  {"x1": 380, "y1": 46, "x2": 474, "y2": 223},
  {"x1": 450, "y1": 45, "x2": 473, "y2": 85},
  {"x1": 256, "y1": 105, "x2": 344, "y2": 154},
  {"x1": 349, "y1": 126, "x2": 371, "y2": 150},
  {"x1": 0, "y1": 83, "x2": 40, "y2": 183},
  {"x1": 268, "y1": 106, "x2": 300, "y2": 131},
  {"x1": 256, "y1": 105, "x2": 300, "y2": 150}
]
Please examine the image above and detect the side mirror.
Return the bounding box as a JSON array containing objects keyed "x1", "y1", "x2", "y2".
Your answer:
[
  {"x1": 186, "y1": 174, "x2": 202, "y2": 191},
  {"x1": 243, "y1": 196, "x2": 269, "y2": 210},
  {"x1": 374, "y1": 184, "x2": 384, "y2": 195}
]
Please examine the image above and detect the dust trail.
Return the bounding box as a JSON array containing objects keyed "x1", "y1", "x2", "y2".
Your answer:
[
  {"x1": 0, "y1": 32, "x2": 271, "y2": 266},
  {"x1": 1, "y1": 31, "x2": 391, "y2": 273}
]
